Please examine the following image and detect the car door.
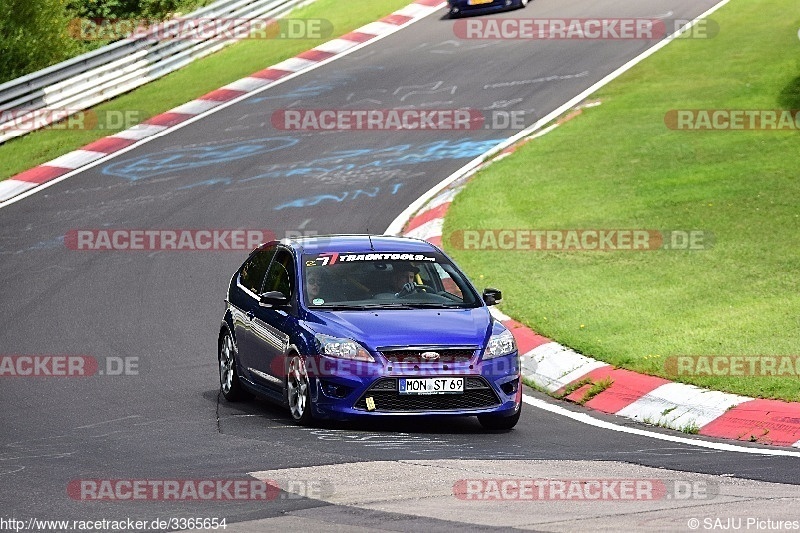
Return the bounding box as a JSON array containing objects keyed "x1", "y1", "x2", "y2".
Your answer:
[
  {"x1": 248, "y1": 247, "x2": 295, "y2": 389},
  {"x1": 231, "y1": 245, "x2": 276, "y2": 385}
]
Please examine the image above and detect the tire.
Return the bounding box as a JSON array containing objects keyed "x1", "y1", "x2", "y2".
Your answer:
[
  {"x1": 219, "y1": 330, "x2": 246, "y2": 402},
  {"x1": 518, "y1": 0, "x2": 529, "y2": 8},
  {"x1": 287, "y1": 354, "x2": 313, "y2": 425},
  {"x1": 477, "y1": 405, "x2": 521, "y2": 430}
]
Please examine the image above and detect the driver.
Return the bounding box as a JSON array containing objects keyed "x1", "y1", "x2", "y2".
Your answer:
[
  {"x1": 391, "y1": 264, "x2": 419, "y2": 297},
  {"x1": 306, "y1": 268, "x2": 329, "y2": 301}
]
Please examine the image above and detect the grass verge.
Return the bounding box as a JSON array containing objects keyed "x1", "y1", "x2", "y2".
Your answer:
[
  {"x1": 445, "y1": 0, "x2": 800, "y2": 401},
  {"x1": 0, "y1": 0, "x2": 413, "y2": 181}
]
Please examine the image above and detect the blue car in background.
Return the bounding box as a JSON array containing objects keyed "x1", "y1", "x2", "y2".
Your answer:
[
  {"x1": 218, "y1": 235, "x2": 521, "y2": 429},
  {"x1": 448, "y1": 0, "x2": 529, "y2": 18}
]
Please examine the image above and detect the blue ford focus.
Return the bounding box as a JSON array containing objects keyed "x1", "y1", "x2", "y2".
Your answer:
[
  {"x1": 218, "y1": 235, "x2": 521, "y2": 429},
  {"x1": 448, "y1": 0, "x2": 529, "y2": 18}
]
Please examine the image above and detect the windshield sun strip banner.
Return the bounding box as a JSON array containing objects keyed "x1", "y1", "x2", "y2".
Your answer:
[{"x1": 306, "y1": 252, "x2": 439, "y2": 266}]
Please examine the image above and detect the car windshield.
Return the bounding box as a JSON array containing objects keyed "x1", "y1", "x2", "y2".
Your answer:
[{"x1": 302, "y1": 251, "x2": 481, "y2": 309}]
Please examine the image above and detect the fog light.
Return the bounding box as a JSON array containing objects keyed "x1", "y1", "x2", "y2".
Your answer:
[
  {"x1": 500, "y1": 378, "x2": 519, "y2": 395},
  {"x1": 321, "y1": 380, "x2": 353, "y2": 398}
]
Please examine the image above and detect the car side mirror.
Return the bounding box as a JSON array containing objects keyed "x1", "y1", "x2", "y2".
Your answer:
[
  {"x1": 482, "y1": 287, "x2": 502, "y2": 306},
  {"x1": 259, "y1": 291, "x2": 289, "y2": 307}
]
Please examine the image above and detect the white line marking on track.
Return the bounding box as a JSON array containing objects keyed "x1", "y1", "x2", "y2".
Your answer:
[{"x1": 522, "y1": 394, "x2": 800, "y2": 457}]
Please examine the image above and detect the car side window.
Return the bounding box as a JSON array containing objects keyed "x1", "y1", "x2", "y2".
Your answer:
[
  {"x1": 262, "y1": 249, "x2": 294, "y2": 298},
  {"x1": 239, "y1": 246, "x2": 276, "y2": 294},
  {"x1": 432, "y1": 263, "x2": 464, "y2": 300}
]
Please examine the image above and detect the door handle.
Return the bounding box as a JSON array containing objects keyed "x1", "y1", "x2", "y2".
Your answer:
[{"x1": 246, "y1": 311, "x2": 255, "y2": 320}]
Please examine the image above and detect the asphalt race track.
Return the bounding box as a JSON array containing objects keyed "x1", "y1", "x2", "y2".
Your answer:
[{"x1": 2, "y1": 0, "x2": 799, "y2": 530}]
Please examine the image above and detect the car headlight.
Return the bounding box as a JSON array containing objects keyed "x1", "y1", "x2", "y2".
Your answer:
[
  {"x1": 314, "y1": 334, "x2": 375, "y2": 362},
  {"x1": 484, "y1": 329, "x2": 517, "y2": 359}
]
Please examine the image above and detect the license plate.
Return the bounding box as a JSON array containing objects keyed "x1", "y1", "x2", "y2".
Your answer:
[
  {"x1": 399, "y1": 377, "x2": 464, "y2": 395},
  {"x1": 468, "y1": 0, "x2": 493, "y2": 4}
]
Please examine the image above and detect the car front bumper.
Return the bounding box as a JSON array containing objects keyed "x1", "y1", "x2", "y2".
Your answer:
[
  {"x1": 307, "y1": 353, "x2": 521, "y2": 420},
  {"x1": 448, "y1": 0, "x2": 521, "y2": 17}
]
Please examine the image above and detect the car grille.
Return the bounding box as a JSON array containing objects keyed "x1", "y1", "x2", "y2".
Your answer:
[
  {"x1": 379, "y1": 349, "x2": 476, "y2": 364},
  {"x1": 354, "y1": 377, "x2": 500, "y2": 412}
]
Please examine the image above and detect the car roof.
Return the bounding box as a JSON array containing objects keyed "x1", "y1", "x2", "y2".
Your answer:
[{"x1": 282, "y1": 234, "x2": 440, "y2": 255}]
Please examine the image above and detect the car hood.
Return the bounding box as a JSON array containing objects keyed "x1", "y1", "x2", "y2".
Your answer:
[{"x1": 306, "y1": 307, "x2": 493, "y2": 350}]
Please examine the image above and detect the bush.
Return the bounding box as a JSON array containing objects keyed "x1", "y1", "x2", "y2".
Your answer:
[
  {"x1": 0, "y1": 0, "x2": 214, "y2": 84},
  {"x1": 67, "y1": 0, "x2": 139, "y2": 19},
  {"x1": 67, "y1": 0, "x2": 212, "y2": 19},
  {"x1": 0, "y1": 0, "x2": 77, "y2": 83}
]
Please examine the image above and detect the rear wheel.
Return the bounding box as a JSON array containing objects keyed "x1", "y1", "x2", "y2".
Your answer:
[
  {"x1": 477, "y1": 405, "x2": 521, "y2": 430},
  {"x1": 287, "y1": 354, "x2": 313, "y2": 425},
  {"x1": 219, "y1": 331, "x2": 246, "y2": 401}
]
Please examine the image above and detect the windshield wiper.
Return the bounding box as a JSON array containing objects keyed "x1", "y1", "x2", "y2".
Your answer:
[
  {"x1": 357, "y1": 303, "x2": 416, "y2": 309},
  {"x1": 402, "y1": 303, "x2": 466, "y2": 309},
  {"x1": 312, "y1": 305, "x2": 368, "y2": 310},
  {"x1": 312, "y1": 303, "x2": 415, "y2": 310}
]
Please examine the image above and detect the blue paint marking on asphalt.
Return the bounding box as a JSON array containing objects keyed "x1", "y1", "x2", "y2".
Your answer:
[
  {"x1": 128, "y1": 137, "x2": 503, "y2": 191},
  {"x1": 274, "y1": 183, "x2": 404, "y2": 210},
  {"x1": 30, "y1": 235, "x2": 66, "y2": 249},
  {"x1": 245, "y1": 68, "x2": 386, "y2": 103},
  {"x1": 239, "y1": 167, "x2": 337, "y2": 183},
  {"x1": 245, "y1": 83, "x2": 337, "y2": 103},
  {"x1": 241, "y1": 138, "x2": 504, "y2": 184},
  {"x1": 101, "y1": 137, "x2": 299, "y2": 181},
  {"x1": 0, "y1": 235, "x2": 65, "y2": 255}
]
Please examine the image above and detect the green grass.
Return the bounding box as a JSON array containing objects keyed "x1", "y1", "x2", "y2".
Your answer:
[
  {"x1": 579, "y1": 377, "x2": 614, "y2": 405},
  {"x1": 642, "y1": 416, "x2": 700, "y2": 434},
  {"x1": 559, "y1": 377, "x2": 593, "y2": 399},
  {"x1": 445, "y1": 0, "x2": 800, "y2": 401},
  {"x1": 0, "y1": 0, "x2": 412, "y2": 181}
]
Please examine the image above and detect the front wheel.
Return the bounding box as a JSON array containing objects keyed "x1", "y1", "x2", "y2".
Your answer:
[
  {"x1": 287, "y1": 354, "x2": 313, "y2": 425},
  {"x1": 477, "y1": 405, "x2": 521, "y2": 430},
  {"x1": 219, "y1": 331, "x2": 246, "y2": 401}
]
